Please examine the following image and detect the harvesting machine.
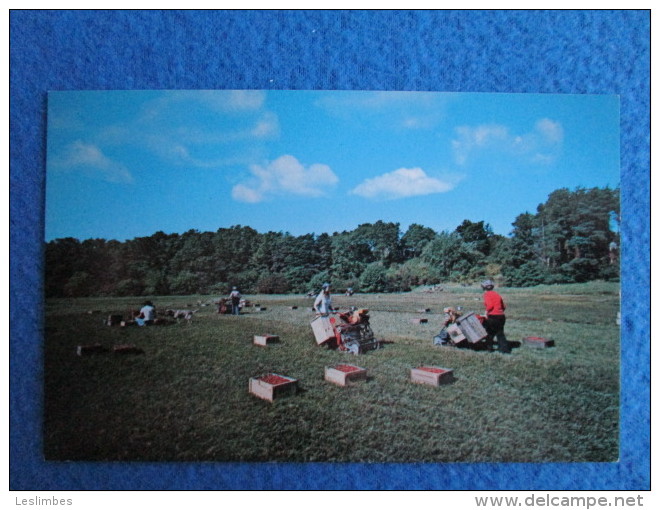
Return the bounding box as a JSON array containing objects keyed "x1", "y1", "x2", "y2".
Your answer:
[{"x1": 311, "y1": 308, "x2": 381, "y2": 355}]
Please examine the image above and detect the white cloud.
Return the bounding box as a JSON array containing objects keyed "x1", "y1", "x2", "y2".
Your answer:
[
  {"x1": 100, "y1": 108, "x2": 279, "y2": 171},
  {"x1": 452, "y1": 119, "x2": 563, "y2": 165},
  {"x1": 51, "y1": 141, "x2": 133, "y2": 183},
  {"x1": 225, "y1": 90, "x2": 266, "y2": 111},
  {"x1": 231, "y1": 184, "x2": 263, "y2": 204},
  {"x1": 350, "y1": 167, "x2": 454, "y2": 200},
  {"x1": 316, "y1": 91, "x2": 447, "y2": 130},
  {"x1": 452, "y1": 124, "x2": 509, "y2": 164},
  {"x1": 531, "y1": 153, "x2": 557, "y2": 165},
  {"x1": 401, "y1": 114, "x2": 444, "y2": 130},
  {"x1": 232, "y1": 155, "x2": 338, "y2": 203},
  {"x1": 535, "y1": 118, "x2": 564, "y2": 143},
  {"x1": 251, "y1": 112, "x2": 280, "y2": 138},
  {"x1": 141, "y1": 90, "x2": 266, "y2": 120},
  {"x1": 80, "y1": 91, "x2": 277, "y2": 174}
]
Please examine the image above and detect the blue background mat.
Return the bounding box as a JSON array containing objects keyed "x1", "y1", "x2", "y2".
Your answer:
[{"x1": 9, "y1": 10, "x2": 650, "y2": 490}]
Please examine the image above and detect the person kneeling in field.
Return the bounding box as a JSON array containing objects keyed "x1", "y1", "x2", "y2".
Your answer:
[
  {"x1": 433, "y1": 306, "x2": 463, "y2": 346},
  {"x1": 135, "y1": 300, "x2": 155, "y2": 326}
]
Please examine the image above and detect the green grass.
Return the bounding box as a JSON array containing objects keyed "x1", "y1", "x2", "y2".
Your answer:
[{"x1": 44, "y1": 283, "x2": 620, "y2": 462}]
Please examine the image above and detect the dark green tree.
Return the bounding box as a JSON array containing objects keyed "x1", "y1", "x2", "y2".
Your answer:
[
  {"x1": 455, "y1": 219, "x2": 493, "y2": 256},
  {"x1": 329, "y1": 231, "x2": 368, "y2": 280},
  {"x1": 211, "y1": 225, "x2": 261, "y2": 280},
  {"x1": 421, "y1": 232, "x2": 485, "y2": 281},
  {"x1": 351, "y1": 221, "x2": 402, "y2": 264},
  {"x1": 401, "y1": 223, "x2": 436, "y2": 260},
  {"x1": 44, "y1": 237, "x2": 84, "y2": 297},
  {"x1": 359, "y1": 262, "x2": 389, "y2": 292}
]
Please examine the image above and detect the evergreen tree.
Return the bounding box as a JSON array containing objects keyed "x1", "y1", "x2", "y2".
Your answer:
[
  {"x1": 421, "y1": 232, "x2": 485, "y2": 282},
  {"x1": 401, "y1": 223, "x2": 436, "y2": 259},
  {"x1": 455, "y1": 219, "x2": 493, "y2": 256}
]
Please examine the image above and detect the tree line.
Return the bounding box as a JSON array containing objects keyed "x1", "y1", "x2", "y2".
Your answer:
[{"x1": 45, "y1": 186, "x2": 620, "y2": 297}]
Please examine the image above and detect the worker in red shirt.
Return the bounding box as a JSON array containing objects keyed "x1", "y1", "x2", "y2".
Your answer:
[{"x1": 481, "y1": 279, "x2": 511, "y2": 354}]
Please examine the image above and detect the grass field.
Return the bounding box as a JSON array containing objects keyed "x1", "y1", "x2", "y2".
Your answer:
[{"x1": 44, "y1": 282, "x2": 620, "y2": 463}]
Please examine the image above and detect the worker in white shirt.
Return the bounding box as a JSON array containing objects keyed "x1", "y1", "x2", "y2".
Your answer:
[
  {"x1": 229, "y1": 286, "x2": 242, "y2": 315},
  {"x1": 314, "y1": 282, "x2": 335, "y2": 316},
  {"x1": 136, "y1": 300, "x2": 155, "y2": 326}
]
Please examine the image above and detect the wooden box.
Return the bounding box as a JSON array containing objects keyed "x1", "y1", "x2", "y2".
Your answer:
[
  {"x1": 411, "y1": 318, "x2": 428, "y2": 324},
  {"x1": 253, "y1": 334, "x2": 280, "y2": 346},
  {"x1": 446, "y1": 324, "x2": 467, "y2": 344},
  {"x1": 311, "y1": 316, "x2": 336, "y2": 345},
  {"x1": 456, "y1": 312, "x2": 488, "y2": 343},
  {"x1": 249, "y1": 373, "x2": 298, "y2": 402},
  {"x1": 411, "y1": 366, "x2": 455, "y2": 386},
  {"x1": 325, "y1": 364, "x2": 368, "y2": 386},
  {"x1": 523, "y1": 336, "x2": 555, "y2": 348},
  {"x1": 106, "y1": 314, "x2": 123, "y2": 326},
  {"x1": 113, "y1": 344, "x2": 145, "y2": 355},
  {"x1": 76, "y1": 344, "x2": 109, "y2": 356}
]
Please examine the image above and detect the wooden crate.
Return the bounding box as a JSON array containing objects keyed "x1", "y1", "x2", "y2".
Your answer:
[
  {"x1": 105, "y1": 314, "x2": 123, "y2": 326},
  {"x1": 523, "y1": 336, "x2": 555, "y2": 348},
  {"x1": 410, "y1": 366, "x2": 455, "y2": 386},
  {"x1": 446, "y1": 324, "x2": 467, "y2": 344},
  {"x1": 76, "y1": 344, "x2": 109, "y2": 356},
  {"x1": 113, "y1": 344, "x2": 145, "y2": 355},
  {"x1": 249, "y1": 374, "x2": 298, "y2": 402},
  {"x1": 253, "y1": 334, "x2": 280, "y2": 346},
  {"x1": 456, "y1": 312, "x2": 488, "y2": 343},
  {"x1": 311, "y1": 316, "x2": 336, "y2": 345},
  {"x1": 411, "y1": 318, "x2": 428, "y2": 324},
  {"x1": 325, "y1": 364, "x2": 368, "y2": 386}
]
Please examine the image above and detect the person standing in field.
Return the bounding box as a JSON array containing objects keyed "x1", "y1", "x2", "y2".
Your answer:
[
  {"x1": 229, "y1": 286, "x2": 242, "y2": 315},
  {"x1": 481, "y1": 279, "x2": 511, "y2": 354},
  {"x1": 314, "y1": 282, "x2": 335, "y2": 316}
]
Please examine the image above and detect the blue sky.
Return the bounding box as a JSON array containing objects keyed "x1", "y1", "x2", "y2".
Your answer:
[{"x1": 45, "y1": 90, "x2": 620, "y2": 241}]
